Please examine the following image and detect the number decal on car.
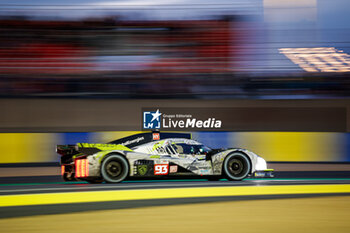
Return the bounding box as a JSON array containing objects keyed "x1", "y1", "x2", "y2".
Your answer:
[{"x1": 154, "y1": 164, "x2": 169, "y2": 175}]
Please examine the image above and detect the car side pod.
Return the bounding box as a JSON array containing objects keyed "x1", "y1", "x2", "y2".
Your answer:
[{"x1": 253, "y1": 169, "x2": 274, "y2": 178}]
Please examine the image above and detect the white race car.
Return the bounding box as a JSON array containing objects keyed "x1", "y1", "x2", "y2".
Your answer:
[{"x1": 57, "y1": 132, "x2": 274, "y2": 183}]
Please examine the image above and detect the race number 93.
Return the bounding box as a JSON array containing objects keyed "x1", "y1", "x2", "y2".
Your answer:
[{"x1": 154, "y1": 164, "x2": 169, "y2": 175}]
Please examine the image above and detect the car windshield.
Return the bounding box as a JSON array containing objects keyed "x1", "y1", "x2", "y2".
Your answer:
[{"x1": 172, "y1": 143, "x2": 211, "y2": 155}]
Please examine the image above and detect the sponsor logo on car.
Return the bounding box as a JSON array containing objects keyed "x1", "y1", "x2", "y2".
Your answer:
[
  {"x1": 137, "y1": 165, "x2": 148, "y2": 176},
  {"x1": 153, "y1": 133, "x2": 160, "y2": 140},
  {"x1": 199, "y1": 169, "x2": 211, "y2": 175},
  {"x1": 121, "y1": 137, "x2": 144, "y2": 146},
  {"x1": 169, "y1": 165, "x2": 178, "y2": 173}
]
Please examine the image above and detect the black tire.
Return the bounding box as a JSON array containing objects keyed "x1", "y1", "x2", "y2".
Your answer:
[
  {"x1": 223, "y1": 152, "x2": 251, "y2": 181},
  {"x1": 101, "y1": 154, "x2": 129, "y2": 183}
]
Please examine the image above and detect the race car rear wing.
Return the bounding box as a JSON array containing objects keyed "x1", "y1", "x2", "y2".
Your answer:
[
  {"x1": 56, "y1": 145, "x2": 80, "y2": 164},
  {"x1": 57, "y1": 143, "x2": 132, "y2": 164}
]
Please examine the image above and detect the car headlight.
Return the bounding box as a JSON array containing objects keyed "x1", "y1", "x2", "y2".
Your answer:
[{"x1": 255, "y1": 157, "x2": 267, "y2": 171}]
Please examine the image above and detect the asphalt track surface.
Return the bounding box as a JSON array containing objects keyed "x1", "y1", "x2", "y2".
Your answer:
[
  {"x1": 0, "y1": 170, "x2": 349, "y2": 219},
  {"x1": 1, "y1": 176, "x2": 350, "y2": 196}
]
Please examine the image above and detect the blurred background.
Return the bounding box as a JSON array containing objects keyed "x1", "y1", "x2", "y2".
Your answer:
[
  {"x1": 0, "y1": 131, "x2": 349, "y2": 163},
  {"x1": 1, "y1": 0, "x2": 350, "y2": 164},
  {"x1": 1, "y1": 2, "x2": 350, "y2": 230},
  {"x1": 0, "y1": 0, "x2": 349, "y2": 99}
]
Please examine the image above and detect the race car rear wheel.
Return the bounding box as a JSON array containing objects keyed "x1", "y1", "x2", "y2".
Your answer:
[
  {"x1": 101, "y1": 154, "x2": 129, "y2": 183},
  {"x1": 223, "y1": 152, "x2": 251, "y2": 181}
]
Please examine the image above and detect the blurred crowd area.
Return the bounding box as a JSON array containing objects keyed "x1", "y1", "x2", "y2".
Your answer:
[
  {"x1": 1, "y1": 131, "x2": 350, "y2": 163},
  {"x1": 0, "y1": 1, "x2": 350, "y2": 99}
]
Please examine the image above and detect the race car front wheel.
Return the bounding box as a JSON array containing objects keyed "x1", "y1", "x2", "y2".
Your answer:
[
  {"x1": 223, "y1": 152, "x2": 251, "y2": 181},
  {"x1": 101, "y1": 154, "x2": 129, "y2": 183}
]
